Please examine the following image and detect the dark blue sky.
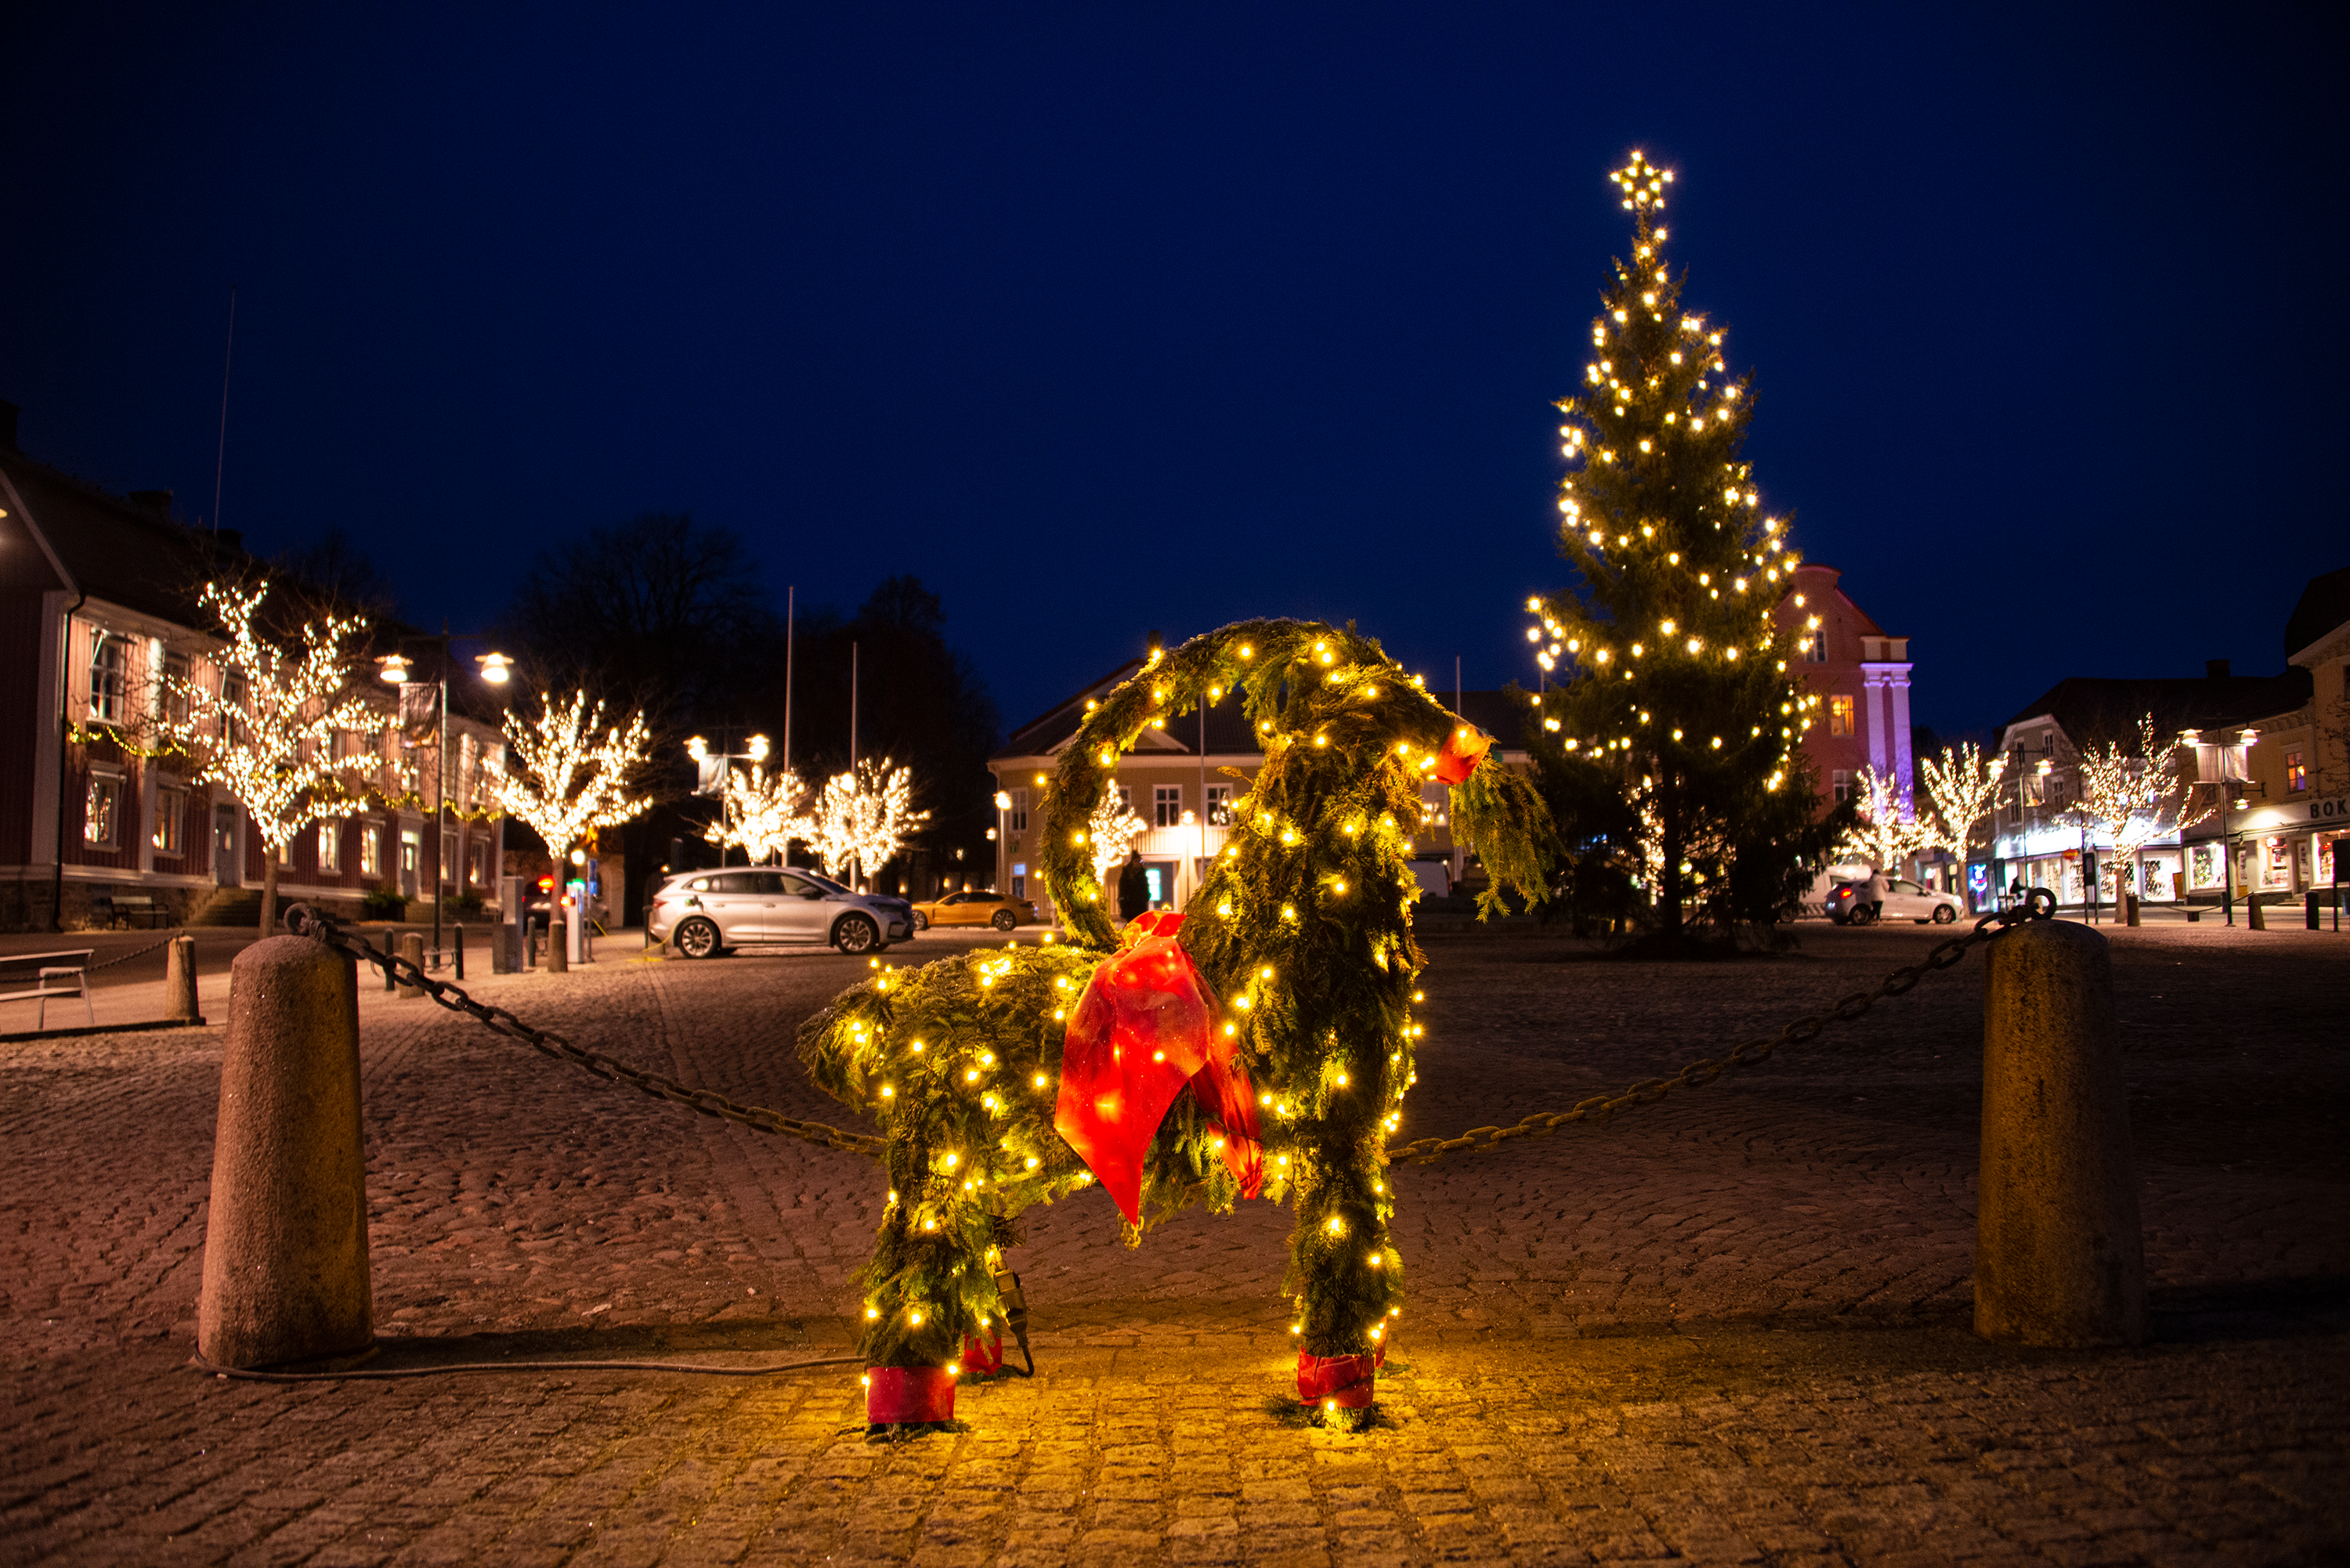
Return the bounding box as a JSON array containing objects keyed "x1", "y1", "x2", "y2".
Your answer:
[{"x1": 5, "y1": 5, "x2": 2341, "y2": 743}]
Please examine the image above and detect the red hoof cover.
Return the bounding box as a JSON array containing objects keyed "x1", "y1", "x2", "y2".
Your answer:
[
  {"x1": 866, "y1": 1366, "x2": 956, "y2": 1424},
  {"x1": 1297, "y1": 1346, "x2": 1385, "y2": 1410}
]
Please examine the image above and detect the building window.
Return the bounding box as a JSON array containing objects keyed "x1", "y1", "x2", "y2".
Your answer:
[
  {"x1": 319, "y1": 822, "x2": 343, "y2": 873},
  {"x1": 88, "y1": 632, "x2": 126, "y2": 724},
  {"x1": 218, "y1": 670, "x2": 246, "y2": 742},
  {"x1": 1115, "y1": 784, "x2": 1132, "y2": 812},
  {"x1": 1806, "y1": 630, "x2": 1827, "y2": 663},
  {"x1": 468, "y1": 843, "x2": 486, "y2": 886},
  {"x1": 1206, "y1": 784, "x2": 1235, "y2": 826},
  {"x1": 1831, "y1": 769, "x2": 1850, "y2": 804},
  {"x1": 84, "y1": 773, "x2": 121, "y2": 847},
  {"x1": 279, "y1": 836, "x2": 296, "y2": 866},
  {"x1": 154, "y1": 786, "x2": 185, "y2": 854},
  {"x1": 1828, "y1": 695, "x2": 1856, "y2": 736},
  {"x1": 400, "y1": 833, "x2": 419, "y2": 876},
  {"x1": 1006, "y1": 789, "x2": 1028, "y2": 832},
  {"x1": 161, "y1": 652, "x2": 190, "y2": 727},
  {"x1": 442, "y1": 831, "x2": 459, "y2": 887},
  {"x1": 360, "y1": 826, "x2": 381, "y2": 877},
  {"x1": 2286, "y1": 751, "x2": 2307, "y2": 793},
  {"x1": 1155, "y1": 785, "x2": 1184, "y2": 827}
]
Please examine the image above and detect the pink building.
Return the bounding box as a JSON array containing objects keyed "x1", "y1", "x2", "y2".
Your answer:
[{"x1": 1773, "y1": 563, "x2": 1914, "y2": 816}]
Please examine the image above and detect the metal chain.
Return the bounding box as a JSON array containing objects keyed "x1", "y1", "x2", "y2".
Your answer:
[
  {"x1": 284, "y1": 893, "x2": 2055, "y2": 1175},
  {"x1": 1379, "y1": 894, "x2": 2058, "y2": 1167},
  {"x1": 85, "y1": 933, "x2": 185, "y2": 972},
  {"x1": 284, "y1": 904, "x2": 887, "y2": 1158}
]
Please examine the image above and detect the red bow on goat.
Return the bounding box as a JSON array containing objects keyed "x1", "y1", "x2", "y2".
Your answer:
[{"x1": 1054, "y1": 911, "x2": 1264, "y2": 1223}]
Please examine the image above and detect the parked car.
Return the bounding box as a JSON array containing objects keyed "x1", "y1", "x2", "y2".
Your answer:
[
  {"x1": 1825, "y1": 876, "x2": 1965, "y2": 925},
  {"x1": 649, "y1": 868, "x2": 914, "y2": 957},
  {"x1": 909, "y1": 889, "x2": 1039, "y2": 932}
]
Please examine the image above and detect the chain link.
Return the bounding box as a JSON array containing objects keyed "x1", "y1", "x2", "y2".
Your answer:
[
  {"x1": 284, "y1": 904, "x2": 887, "y2": 1159},
  {"x1": 85, "y1": 933, "x2": 184, "y2": 973},
  {"x1": 1378, "y1": 893, "x2": 2057, "y2": 1167},
  {"x1": 284, "y1": 892, "x2": 2057, "y2": 1176}
]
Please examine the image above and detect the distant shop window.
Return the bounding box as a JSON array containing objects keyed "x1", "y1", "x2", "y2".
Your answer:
[
  {"x1": 1828, "y1": 695, "x2": 1855, "y2": 736},
  {"x1": 1831, "y1": 769, "x2": 1850, "y2": 804},
  {"x1": 88, "y1": 632, "x2": 126, "y2": 724},
  {"x1": 1154, "y1": 785, "x2": 1184, "y2": 827},
  {"x1": 161, "y1": 652, "x2": 191, "y2": 727},
  {"x1": 1007, "y1": 789, "x2": 1028, "y2": 832},
  {"x1": 1806, "y1": 630, "x2": 1827, "y2": 663},
  {"x1": 84, "y1": 772, "x2": 121, "y2": 847},
  {"x1": 1206, "y1": 784, "x2": 1235, "y2": 826},
  {"x1": 2285, "y1": 751, "x2": 2307, "y2": 793},
  {"x1": 319, "y1": 822, "x2": 343, "y2": 873},
  {"x1": 154, "y1": 786, "x2": 185, "y2": 854},
  {"x1": 360, "y1": 826, "x2": 381, "y2": 877}
]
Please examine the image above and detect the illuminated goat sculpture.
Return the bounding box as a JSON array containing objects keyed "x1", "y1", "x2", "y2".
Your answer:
[{"x1": 799, "y1": 620, "x2": 1553, "y2": 1424}]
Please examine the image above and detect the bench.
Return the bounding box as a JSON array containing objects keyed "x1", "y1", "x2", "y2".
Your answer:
[
  {"x1": 90, "y1": 894, "x2": 168, "y2": 929},
  {"x1": 0, "y1": 950, "x2": 96, "y2": 1030}
]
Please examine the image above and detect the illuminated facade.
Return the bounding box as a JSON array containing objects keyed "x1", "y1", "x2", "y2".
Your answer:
[
  {"x1": 1771, "y1": 563, "x2": 1914, "y2": 817},
  {"x1": 0, "y1": 404, "x2": 501, "y2": 930}
]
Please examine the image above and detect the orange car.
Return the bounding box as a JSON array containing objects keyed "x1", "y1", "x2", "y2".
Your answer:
[{"x1": 909, "y1": 890, "x2": 1037, "y2": 932}]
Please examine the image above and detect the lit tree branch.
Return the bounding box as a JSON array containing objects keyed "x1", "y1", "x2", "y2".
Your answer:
[
  {"x1": 1917, "y1": 741, "x2": 2006, "y2": 869},
  {"x1": 2070, "y1": 714, "x2": 2218, "y2": 896},
  {"x1": 486, "y1": 690, "x2": 655, "y2": 861},
  {"x1": 704, "y1": 764, "x2": 809, "y2": 865},
  {"x1": 1835, "y1": 764, "x2": 1935, "y2": 869},
  {"x1": 804, "y1": 758, "x2": 931, "y2": 882}
]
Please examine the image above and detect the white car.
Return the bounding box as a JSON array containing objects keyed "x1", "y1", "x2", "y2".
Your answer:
[
  {"x1": 1826, "y1": 876, "x2": 1965, "y2": 925},
  {"x1": 649, "y1": 869, "x2": 914, "y2": 956}
]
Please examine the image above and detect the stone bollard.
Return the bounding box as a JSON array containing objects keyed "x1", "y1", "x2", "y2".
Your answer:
[
  {"x1": 1977, "y1": 919, "x2": 2146, "y2": 1346},
  {"x1": 545, "y1": 915, "x2": 568, "y2": 974},
  {"x1": 2123, "y1": 892, "x2": 2140, "y2": 927},
  {"x1": 491, "y1": 919, "x2": 512, "y2": 974},
  {"x1": 454, "y1": 923, "x2": 465, "y2": 982},
  {"x1": 197, "y1": 935, "x2": 372, "y2": 1368},
  {"x1": 2246, "y1": 894, "x2": 2266, "y2": 931},
  {"x1": 381, "y1": 933, "x2": 396, "y2": 992},
  {"x1": 164, "y1": 934, "x2": 201, "y2": 1022},
  {"x1": 397, "y1": 932, "x2": 425, "y2": 998}
]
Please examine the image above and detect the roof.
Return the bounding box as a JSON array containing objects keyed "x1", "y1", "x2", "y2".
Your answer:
[
  {"x1": 2003, "y1": 670, "x2": 2313, "y2": 744},
  {"x1": 2284, "y1": 565, "x2": 2350, "y2": 660},
  {"x1": 991, "y1": 658, "x2": 1531, "y2": 764},
  {"x1": 0, "y1": 442, "x2": 245, "y2": 624},
  {"x1": 1783, "y1": 562, "x2": 1889, "y2": 639}
]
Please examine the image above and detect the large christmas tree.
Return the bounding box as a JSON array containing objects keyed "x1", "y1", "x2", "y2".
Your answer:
[{"x1": 1525, "y1": 153, "x2": 1840, "y2": 946}]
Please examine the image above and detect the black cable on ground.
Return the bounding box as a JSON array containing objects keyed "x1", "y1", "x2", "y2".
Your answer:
[{"x1": 190, "y1": 1351, "x2": 865, "y2": 1382}]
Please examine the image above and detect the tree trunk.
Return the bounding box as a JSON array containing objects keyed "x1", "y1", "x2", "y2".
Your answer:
[
  {"x1": 1657, "y1": 768, "x2": 1684, "y2": 942},
  {"x1": 258, "y1": 853, "x2": 279, "y2": 935}
]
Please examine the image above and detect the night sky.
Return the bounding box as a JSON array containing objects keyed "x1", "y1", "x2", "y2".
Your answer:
[{"x1": 5, "y1": 6, "x2": 2341, "y2": 746}]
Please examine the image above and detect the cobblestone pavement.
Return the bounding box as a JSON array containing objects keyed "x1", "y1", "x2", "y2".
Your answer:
[{"x1": 2, "y1": 922, "x2": 2344, "y2": 1565}]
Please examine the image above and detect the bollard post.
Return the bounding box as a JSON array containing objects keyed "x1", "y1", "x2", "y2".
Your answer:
[
  {"x1": 2123, "y1": 892, "x2": 2139, "y2": 927},
  {"x1": 198, "y1": 934, "x2": 372, "y2": 1367},
  {"x1": 545, "y1": 912, "x2": 568, "y2": 974},
  {"x1": 491, "y1": 918, "x2": 512, "y2": 974},
  {"x1": 381, "y1": 933, "x2": 396, "y2": 992},
  {"x1": 2246, "y1": 894, "x2": 2266, "y2": 931},
  {"x1": 1977, "y1": 919, "x2": 2146, "y2": 1346},
  {"x1": 397, "y1": 932, "x2": 425, "y2": 998},
  {"x1": 164, "y1": 934, "x2": 201, "y2": 1022},
  {"x1": 454, "y1": 923, "x2": 465, "y2": 982}
]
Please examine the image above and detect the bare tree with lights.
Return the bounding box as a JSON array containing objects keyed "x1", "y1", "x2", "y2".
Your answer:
[
  {"x1": 133, "y1": 582, "x2": 383, "y2": 933},
  {"x1": 1082, "y1": 792, "x2": 1149, "y2": 886},
  {"x1": 1835, "y1": 764, "x2": 1934, "y2": 873},
  {"x1": 804, "y1": 758, "x2": 931, "y2": 886},
  {"x1": 705, "y1": 764, "x2": 810, "y2": 865},
  {"x1": 2069, "y1": 714, "x2": 2216, "y2": 904},
  {"x1": 486, "y1": 690, "x2": 656, "y2": 865},
  {"x1": 1917, "y1": 741, "x2": 2006, "y2": 894}
]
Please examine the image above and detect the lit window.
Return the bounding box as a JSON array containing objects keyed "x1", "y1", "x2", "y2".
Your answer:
[
  {"x1": 1155, "y1": 785, "x2": 1184, "y2": 827},
  {"x1": 1115, "y1": 784, "x2": 1132, "y2": 811},
  {"x1": 87, "y1": 632, "x2": 125, "y2": 724},
  {"x1": 442, "y1": 832, "x2": 460, "y2": 888},
  {"x1": 1007, "y1": 789, "x2": 1028, "y2": 832},
  {"x1": 319, "y1": 822, "x2": 343, "y2": 873},
  {"x1": 1206, "y1": 784, "x2": 1235, "y2": 826},
  {"x1": 84, "y1": 774, "x2": 121, "y2": 847},
  {"x1": 161, "y1": 653, "x2": 191, "y2": 728},
  {"x1": 1828, "y1": 695, "x2": 1855, "y2": 736},
  {"x1": 1831, "y1": 769, "x2": 1850, "y2": 804},
  {"x1": 359, "y1": 826, "x2": 381, "y2": 877},
  {"x1": 1805, "y1": 630, "x2": 1827, "y2": 663},
  {"x1": 2286, "y1": 751, "x2": 2307, "y2": 793},
  {"x1": 218, "y1": 670, "x2": 246, "y2": 742},
  {"x1": 154, "y1": 786, "x2": 185, "y2": 854}
]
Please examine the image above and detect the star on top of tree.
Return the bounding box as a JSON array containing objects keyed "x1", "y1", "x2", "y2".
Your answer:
[{"x1": 1611, "y1": 150, "x2": 1673, "y2": 212}]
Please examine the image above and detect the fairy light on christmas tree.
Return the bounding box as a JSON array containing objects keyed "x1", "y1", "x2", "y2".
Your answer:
[
  {"x1": 1524, "y1": 153, "x2": 1839, "y2": 943},
  {"x1": 486, "y1": 690, "x2": 654, "y2": 862}
]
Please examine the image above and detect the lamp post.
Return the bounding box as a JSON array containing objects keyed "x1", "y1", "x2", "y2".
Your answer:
[
  {"x1": 378, "y1": 631, "x2": 514, "y2": 970},
  {"x1": 689, "y1": 733, "x2": 772, "y2": 867}
]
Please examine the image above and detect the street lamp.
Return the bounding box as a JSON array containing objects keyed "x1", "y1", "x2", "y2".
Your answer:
[{"x1": 375, "y1": 630, "x2": 515, "y2": 970}]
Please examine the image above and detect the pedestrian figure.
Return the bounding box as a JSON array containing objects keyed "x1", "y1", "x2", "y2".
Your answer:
[
  {"x1": 1116, "y1": 849, "x2": 1151, "y2": 923},
  {"x1": 1863, "y1": 865, "x2": 1889, "y2": 924}
]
